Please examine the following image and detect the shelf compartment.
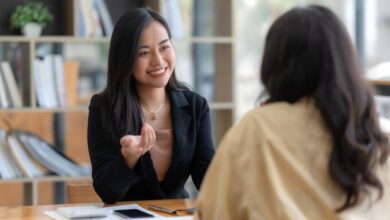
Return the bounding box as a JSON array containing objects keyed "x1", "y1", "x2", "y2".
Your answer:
[
  {"x1": 174, "y1": 42, "x2": 233, "y2": 103},
  {"x1": 0, "y1": 42, "x2": 30, "y2": 108},
  {"x1": 169, "y1": 0, "x2": 232, "y2": 38},
  {"x1": 211, "y1": 109, "x2": 233, "y2": 145}
]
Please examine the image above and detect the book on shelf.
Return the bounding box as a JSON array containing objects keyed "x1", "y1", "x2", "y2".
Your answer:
[
  {"x1": 76, "y1": 0, "x2": 86, "y2": 36},
  {"x1": 0, "y1": 129, "x2": 91, "y2": 180},
  {"x1": 0, "y1": 67, "x2": 10, "y2": 108},
  {"x1": 91, "y1": 1, "x2": 104, "y2": 37},
  {"x1": 15, "y1": 131, "x2": 91, "y2": 177},
  {"x1": 0, "y1": 130, "x2": 23, "y2": 179},
  {"x1": 0, "y1": 61, "x2": 23, "y2": 108},
  {"x1": 43, "y1": 55, "x2": 60, "y2": 107},
  {"x1": 6, "y1": 135, "x2": 45, "y2": 178},
  {"x1": 76, "y1": 0, "x2": 113, "y2": 37},
  {"x1": 53, "y1": 55, "x2": 67, "y2": 107},
  {"x1": 33, "y1": 58, "x2": 50, "y2": 108},
  {"x1": 34, "y1": 55, "x2": 79, "y2": 108},
  {"x1": 79, "y1": 0, "x2": 96, "y2": 37},
  {"x1": 64, "y1": 60, "x2": 80, "y2": 106},
  {"x1": 94, "y1": 0, "x2": 114, "y2": 36}
]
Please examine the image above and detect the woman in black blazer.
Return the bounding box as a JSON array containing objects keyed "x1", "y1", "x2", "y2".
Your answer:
[{"x1": 87, "y1": 8, "x2": 215, "y2": 204}]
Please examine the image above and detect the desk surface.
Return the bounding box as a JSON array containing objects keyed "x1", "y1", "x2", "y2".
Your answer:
[{"x1": 1, "y1": 199, "x2": 194, "y2": 219}]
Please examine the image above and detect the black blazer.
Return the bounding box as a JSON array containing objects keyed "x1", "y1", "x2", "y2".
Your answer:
[{"x1": 87, "y1": 89, "x2": 215, "y2": 204}]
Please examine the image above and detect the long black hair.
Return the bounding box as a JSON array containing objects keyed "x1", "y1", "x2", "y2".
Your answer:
[
  {"x1": 261, "y1": 5, "x2": 389, "y2": 211},
  {"x1": 99, "y1": 7, "x2": 187, "y2": 142}
]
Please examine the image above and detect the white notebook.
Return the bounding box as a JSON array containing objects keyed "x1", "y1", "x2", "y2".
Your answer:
[
  {"x1": 57, "y1": 205, "x2": 112, "y2": 219},
  {"x1": 46, "y1": 204, "x2": 161, "y2": 219}
]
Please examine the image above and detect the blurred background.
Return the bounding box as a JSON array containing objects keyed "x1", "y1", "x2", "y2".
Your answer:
[
  {"x1": 0, "y1": 0, "x2": 389, "y2": 207},
  {"x1": 234, "y1": 0, "x2": 390, "y2": 117}
]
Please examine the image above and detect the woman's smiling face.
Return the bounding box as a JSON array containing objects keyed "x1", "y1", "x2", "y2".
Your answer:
[{"x1": 133, "y1": 20, "x2": 175, "y2": 89}]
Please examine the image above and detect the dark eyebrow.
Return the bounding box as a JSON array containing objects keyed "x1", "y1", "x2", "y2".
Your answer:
[
  {"x1": 138, "y1": 39, "x2": 170, "y2": 49},
  {"x1": 159, "y1": 39, "x2": 170, "y2": 45}
]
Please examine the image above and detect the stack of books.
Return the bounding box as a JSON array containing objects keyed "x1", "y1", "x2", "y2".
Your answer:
[
  {"x1": 0, "y1": 129, "x2": 91, "y2": 180},
  {"x1": 33, "y1": 55, "x2": 80, "y2": 108},
  {"x1": 76, "y1": 0, "x2": 113, "y2": 37}
]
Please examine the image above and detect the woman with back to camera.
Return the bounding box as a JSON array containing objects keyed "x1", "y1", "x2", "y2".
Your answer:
[
  {"x1": 87, "y1": 7, "x2": 215, "y2": 204},
  {"x1": 195, "y1": 5, "x2": 390, "y2": 220}
]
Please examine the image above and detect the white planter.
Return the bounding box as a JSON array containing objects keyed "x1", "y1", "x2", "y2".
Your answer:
[{"x1": 22, "y1": 23, "x2": 42, "y2": 37}]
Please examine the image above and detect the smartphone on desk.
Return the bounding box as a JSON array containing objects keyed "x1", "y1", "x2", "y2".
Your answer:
[{"x1": 114, "y1": 209, "x2": 154, "y2": 218}]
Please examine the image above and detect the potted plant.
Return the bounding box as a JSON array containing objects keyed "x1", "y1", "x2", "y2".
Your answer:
[{"x1": 10, "y1": 1, "x2": 54, "y2": 37}]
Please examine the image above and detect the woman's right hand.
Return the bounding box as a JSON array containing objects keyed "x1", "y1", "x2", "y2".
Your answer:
[{"x1": 120, "y1": 123, "x2": 156, "y2": 169}]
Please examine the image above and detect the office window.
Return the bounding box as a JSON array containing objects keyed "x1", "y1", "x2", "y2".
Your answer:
[
  {"x1": 366, "y1": 0, "x2": 390, "y2": 77},
  {"x1": 235, "y1": 0, "x2": 355, "y2": 118}
]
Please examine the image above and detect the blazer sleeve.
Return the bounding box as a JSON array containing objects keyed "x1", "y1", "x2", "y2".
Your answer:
[
  {"x1": 87, "y1": 95, "x2": 144, "y2": 204},
  {"x1": 191, "y1": 97, "x2": 215, "y2": 189}
]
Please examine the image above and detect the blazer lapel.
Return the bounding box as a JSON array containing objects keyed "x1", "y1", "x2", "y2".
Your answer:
[
  {"x1": 163, "y1": 90, "x2": 191, "y2": 186},
  {"x1": 138, "y1": 152, "x2": 164, "y2": 198},
  {"x1": 140, "y1": 89, "x2": 191, "y2": 198}
]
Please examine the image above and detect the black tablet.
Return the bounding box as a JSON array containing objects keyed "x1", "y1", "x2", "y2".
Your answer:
[{"x1": 114, "y1": 209, "x2": 154, "y2": 218}]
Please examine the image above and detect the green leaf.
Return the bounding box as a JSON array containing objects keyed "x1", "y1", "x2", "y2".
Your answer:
[{"x1": 9, "y1": 1, "x2": 54, "y2": 29}]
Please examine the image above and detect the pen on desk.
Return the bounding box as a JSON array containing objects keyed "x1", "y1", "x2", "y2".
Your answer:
[{"x1": 147, "y1": 204, "x2": 177, "y2": 215}]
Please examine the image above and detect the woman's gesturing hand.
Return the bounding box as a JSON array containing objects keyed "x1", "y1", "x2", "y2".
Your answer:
[{"x1": 120, "y1": 123, "x2": 156, "y2": 169}]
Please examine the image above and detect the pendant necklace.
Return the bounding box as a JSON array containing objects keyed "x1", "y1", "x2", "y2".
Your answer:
[{"x1": 142, "y1": 97, "x2": 166, "y2": 121}]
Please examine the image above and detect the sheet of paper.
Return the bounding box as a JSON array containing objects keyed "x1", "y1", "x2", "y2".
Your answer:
[{"x1": 44, "y1": 203, "x2": 193, "y2": 219}]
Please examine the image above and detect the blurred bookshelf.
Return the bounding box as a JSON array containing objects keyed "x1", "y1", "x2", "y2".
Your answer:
[{"x1": 0, "y1": 0, "x2": 235, "y2": 205}]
